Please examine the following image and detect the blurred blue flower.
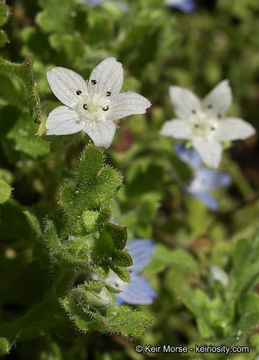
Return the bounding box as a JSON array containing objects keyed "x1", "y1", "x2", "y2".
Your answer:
[
  {"x1": 105, "y1": 239, "x2": 157, "y2": 305},
  {"x1": 82, "y1": 0, "x2": 129, "y2": 11},
  {"x1": 165, "y1": 0, "x2": 196, "y2": 13},
  {"x1": 176, "y1": 143, "x2": 231, "y2": 210}
]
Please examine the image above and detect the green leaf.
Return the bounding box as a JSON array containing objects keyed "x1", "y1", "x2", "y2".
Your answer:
[
  {"x1": 0, "y1": 168, "x2": 13, "y2": 184},
  {"x1": 59, "y1": 183, "x2": 76, "y2": 214},
  {"x1": 105, "y1": 223, "x2": 127, "y2": 250},
  {"x1": 92, "y1": 306, "x2": 153, "y2": 338},
  {"x1": 0, "y1": 3, "x2": 8, "y2": 26},
  {"x1": 0, "y1": 179, "x2": 12, "y2": 204},
  {"x1": 5, "y1": 110, "x2": 50, "y2": 159},
  {"x1": 77, "y1": 145, "x2": 104, "y2": 189},
  {"x1": 146, "y1": 244, "x2": 198, "y2": 275},
  {"x1": 82, "y1": 210, "x2": 99, "y2": 232},
  {"x1": 46, "y1": 221, "x2": 62, "y2": 251},
  {"x1": 0, "y1": 338, "x2": 10, "y2": 356},
  {"x1": 37, "y1": 0, "x2": 75, "y2": 33},
  {"x1": 240, "y1": 293, "x2": 259, "y2": 314},
  {"x1": 0, "y1": 57, "x2": 41, "y2": 123},
  {"x1": 23, "y1": 210, "x2": 42, "y2": 237},
  {"x1": 224, "y1": 311, "x2": 259, "y2": 345},
  {"x1": 0, "y1": 29, "x2": 8, "y2": 47},
  {"x1": 85, "y1": 166, "x2": 123, "y2": 209},
  {"x1": 62, "y1": 288, "x2": 153, "y2": 339},
  {"x1": 196, "y1": 317, "x2": 215, "y2": 338},
  {"x1": 230, "y1": 234, "x2": 259, "y2": 298}
]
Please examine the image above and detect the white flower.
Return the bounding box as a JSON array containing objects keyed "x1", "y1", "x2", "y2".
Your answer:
[
  {"x1": 46, "y1": 57, "x2": 151, "y2": 148},
  {"x1": 160, "y1": 81, "x2": 255, "y2": 168}
]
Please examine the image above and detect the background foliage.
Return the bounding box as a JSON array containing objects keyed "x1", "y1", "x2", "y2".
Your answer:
[{"x1": 0, "y1": 0, "x2": 259, "y2": 359}]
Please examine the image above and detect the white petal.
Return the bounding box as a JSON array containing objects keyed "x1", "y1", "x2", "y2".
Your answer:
[
  {"x1": 160, "y1": 119, "x2": 190, "y2": 139},
  {"x1": 106, "y1": 91, "x2": 151, "y2": 122},
  {"x1": 83, "y1": 120, "x2": 116, "y2": 148},
  {"x1": 88, "y1": 57, "x2": 123, "y2": 98},
  {"x1": 192, "y1": 137, "x2": 223, "y2": 168},
  {"x1": 169, "y1": 86, "x2": 201, "y2": 120},
  {"x1": 47, "y1": 67, "x2": 87, "y2": 107},
  {"x1": 216, "y1": 118, "x2": 255, "y2": 141},
  {"x1": 46, "y1": 106, "x2": 83, "y2": 135},
  {"x1": 203, "y1": 80, "x2": 232, "y2": 117}
]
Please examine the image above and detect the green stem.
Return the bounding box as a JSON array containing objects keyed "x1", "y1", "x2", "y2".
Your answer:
[{"x1": 0, "y1": 56, "x2": 41, "y2": 123}]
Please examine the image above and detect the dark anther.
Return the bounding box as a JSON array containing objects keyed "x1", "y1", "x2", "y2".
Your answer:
[
  {"x1": 211, "y1": 126, "x2": 216, "y2": 131},
  {"x1": 91, "y1": 79, "x2": 97, "y2": 85},
  {"x1": 114, "y1": 283, "x2": 119, "y2": 288},
  {"x1": 218, "y1": 114, "x2": 222, "y2": 119},
  {"x1": 106, "y1": 91, "x2": 111, "y2": 97},
  {"x1": 194, "y1": 124, "x2": 199, "y2": 128},
  {"x1": 102, "y1": 105, "x2": 109, "y2": 111},
  {"x1": 83, "y1": 104, "x2": 88, "y2": 110},
  {"x1": 207, "y1": 104, "x2": 212, "y2": 109},
  {"x1": 76, "y1": 90, "x2": 82, "y2": 95},
  {"x1": 192, "y1": 110, "x2": 196, "y2": 114}
]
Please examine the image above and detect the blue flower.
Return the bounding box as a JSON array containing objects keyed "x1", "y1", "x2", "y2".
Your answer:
[
  {"x1": 176, "y1": 143, "x2": 231, "y2": 210},
  {"x1": 165, "y1": 0, "x2": 196, "y2": 13},
  {"x1": 82, "y1": 0, "x2": 129, "y2": 12},
  {"x1": 105, "y1": 239, "x2": 157, "y2": 305}
]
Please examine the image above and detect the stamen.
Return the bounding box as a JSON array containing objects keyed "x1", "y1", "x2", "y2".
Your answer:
[
  {"x1": 76, "y1": 90, "x2": 82, "y2": 95},
  {"x1": 91, "y1": 80, "x2": 97, "y2": 85},
  {"x1": 194, "y1": 124, "x2": 199, "y2": 128},
  {"x1": 106, "y1": 91, "x2": 111, "y2": 97},
  {"x1": 207, "y1": 104, "x2": 212, "y2": 109},
  {"x1": 114, "y1": 283, "x2": 119, "y2": 288},
  {"x1": 83, "y1": 104, "x2": 88, "y2": 110},
  {"x1": 211, "y1": 126, "x2": 216, "y2": 131},
  {"x1": 192, "y1": 110, "x2": 196, "y2": 114},
  {"x1": 218, "y1": 114, "x2": 222, "y2": 119},
  {"x1": 102, "y1": 105, "x2": 109, "y2": 111}
]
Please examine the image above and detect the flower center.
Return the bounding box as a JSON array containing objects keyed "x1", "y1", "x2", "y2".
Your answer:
[
  {"x1": 75, "y1": 93, "x2": 110, "y2": 124},
  {"x1": 189, "y1": 111, "x2": 218, "y2": 139}
]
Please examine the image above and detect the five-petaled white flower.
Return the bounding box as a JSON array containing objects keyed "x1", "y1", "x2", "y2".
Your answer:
[
  {"x1": 46, "y1": 57, "x2": 151, "y2": 148},
  {"x1": 160, "y1": 81, "x2": 255, "y2": 168}
]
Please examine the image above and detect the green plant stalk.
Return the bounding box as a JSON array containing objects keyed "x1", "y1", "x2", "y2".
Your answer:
[{"x1": 0, "y1": 56, "x2": 41, "y2": 123}]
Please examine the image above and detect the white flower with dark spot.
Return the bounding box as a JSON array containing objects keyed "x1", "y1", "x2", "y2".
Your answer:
[
  {"x1": 46, "y1": 57, "x2": 151, "y2": 148},
  {"x1": 160, "y1": 81, "x2": 256, "y2": 168}
]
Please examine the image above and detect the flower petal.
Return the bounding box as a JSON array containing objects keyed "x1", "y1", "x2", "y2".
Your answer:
[
  {"x1": 192, "y1": 138, "x2": 223, "y2": 168},
  {"x1": 160, "y1": 120, "x2": 190, "y2": 139},
  {"x1": 47, "y1": 67, "x2": 87, "y2": 107},
  {"x1": 191, "y1": 168, "x2": 231, "y2": 192},
  {"x1": 169, "y1": 86, "x2": 201, "y2": 120},
  {"x1": 115, "y1": 295, "x2": 124, "y2": 305},
  {"x1": 106, "y1": 91, "x2": 151, "y2": 121},
  {"x1": 203, "y1": 80, "x2": 232, "y2": 117},
  {"x1": 216, "y1": 118, "x2": 256, "y2": 141},
  {"x1": 83, "y1": 120, "x2": 116, "y2": 148},
  {"x1": 88, "y1": 57, "x2": 123, "y2": 97},
  {"x1": 46, "y1": 106, "x2": 83, "y2": 135},
  {"x1": 190, "y1": 191, "x2": 218, "y2": 211},
  {"x1": 176, "y1": 143, "x2": 202, "y2": 168},
  {"x1": 115, "y1": 274, "x2": 157, "y2": 305},
  {"x1": 127, "y1": 239, "x2": 154, "y2": 273},
  {"x1": 166, "y1": 0, "x2": 196, "y2": 13}
]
